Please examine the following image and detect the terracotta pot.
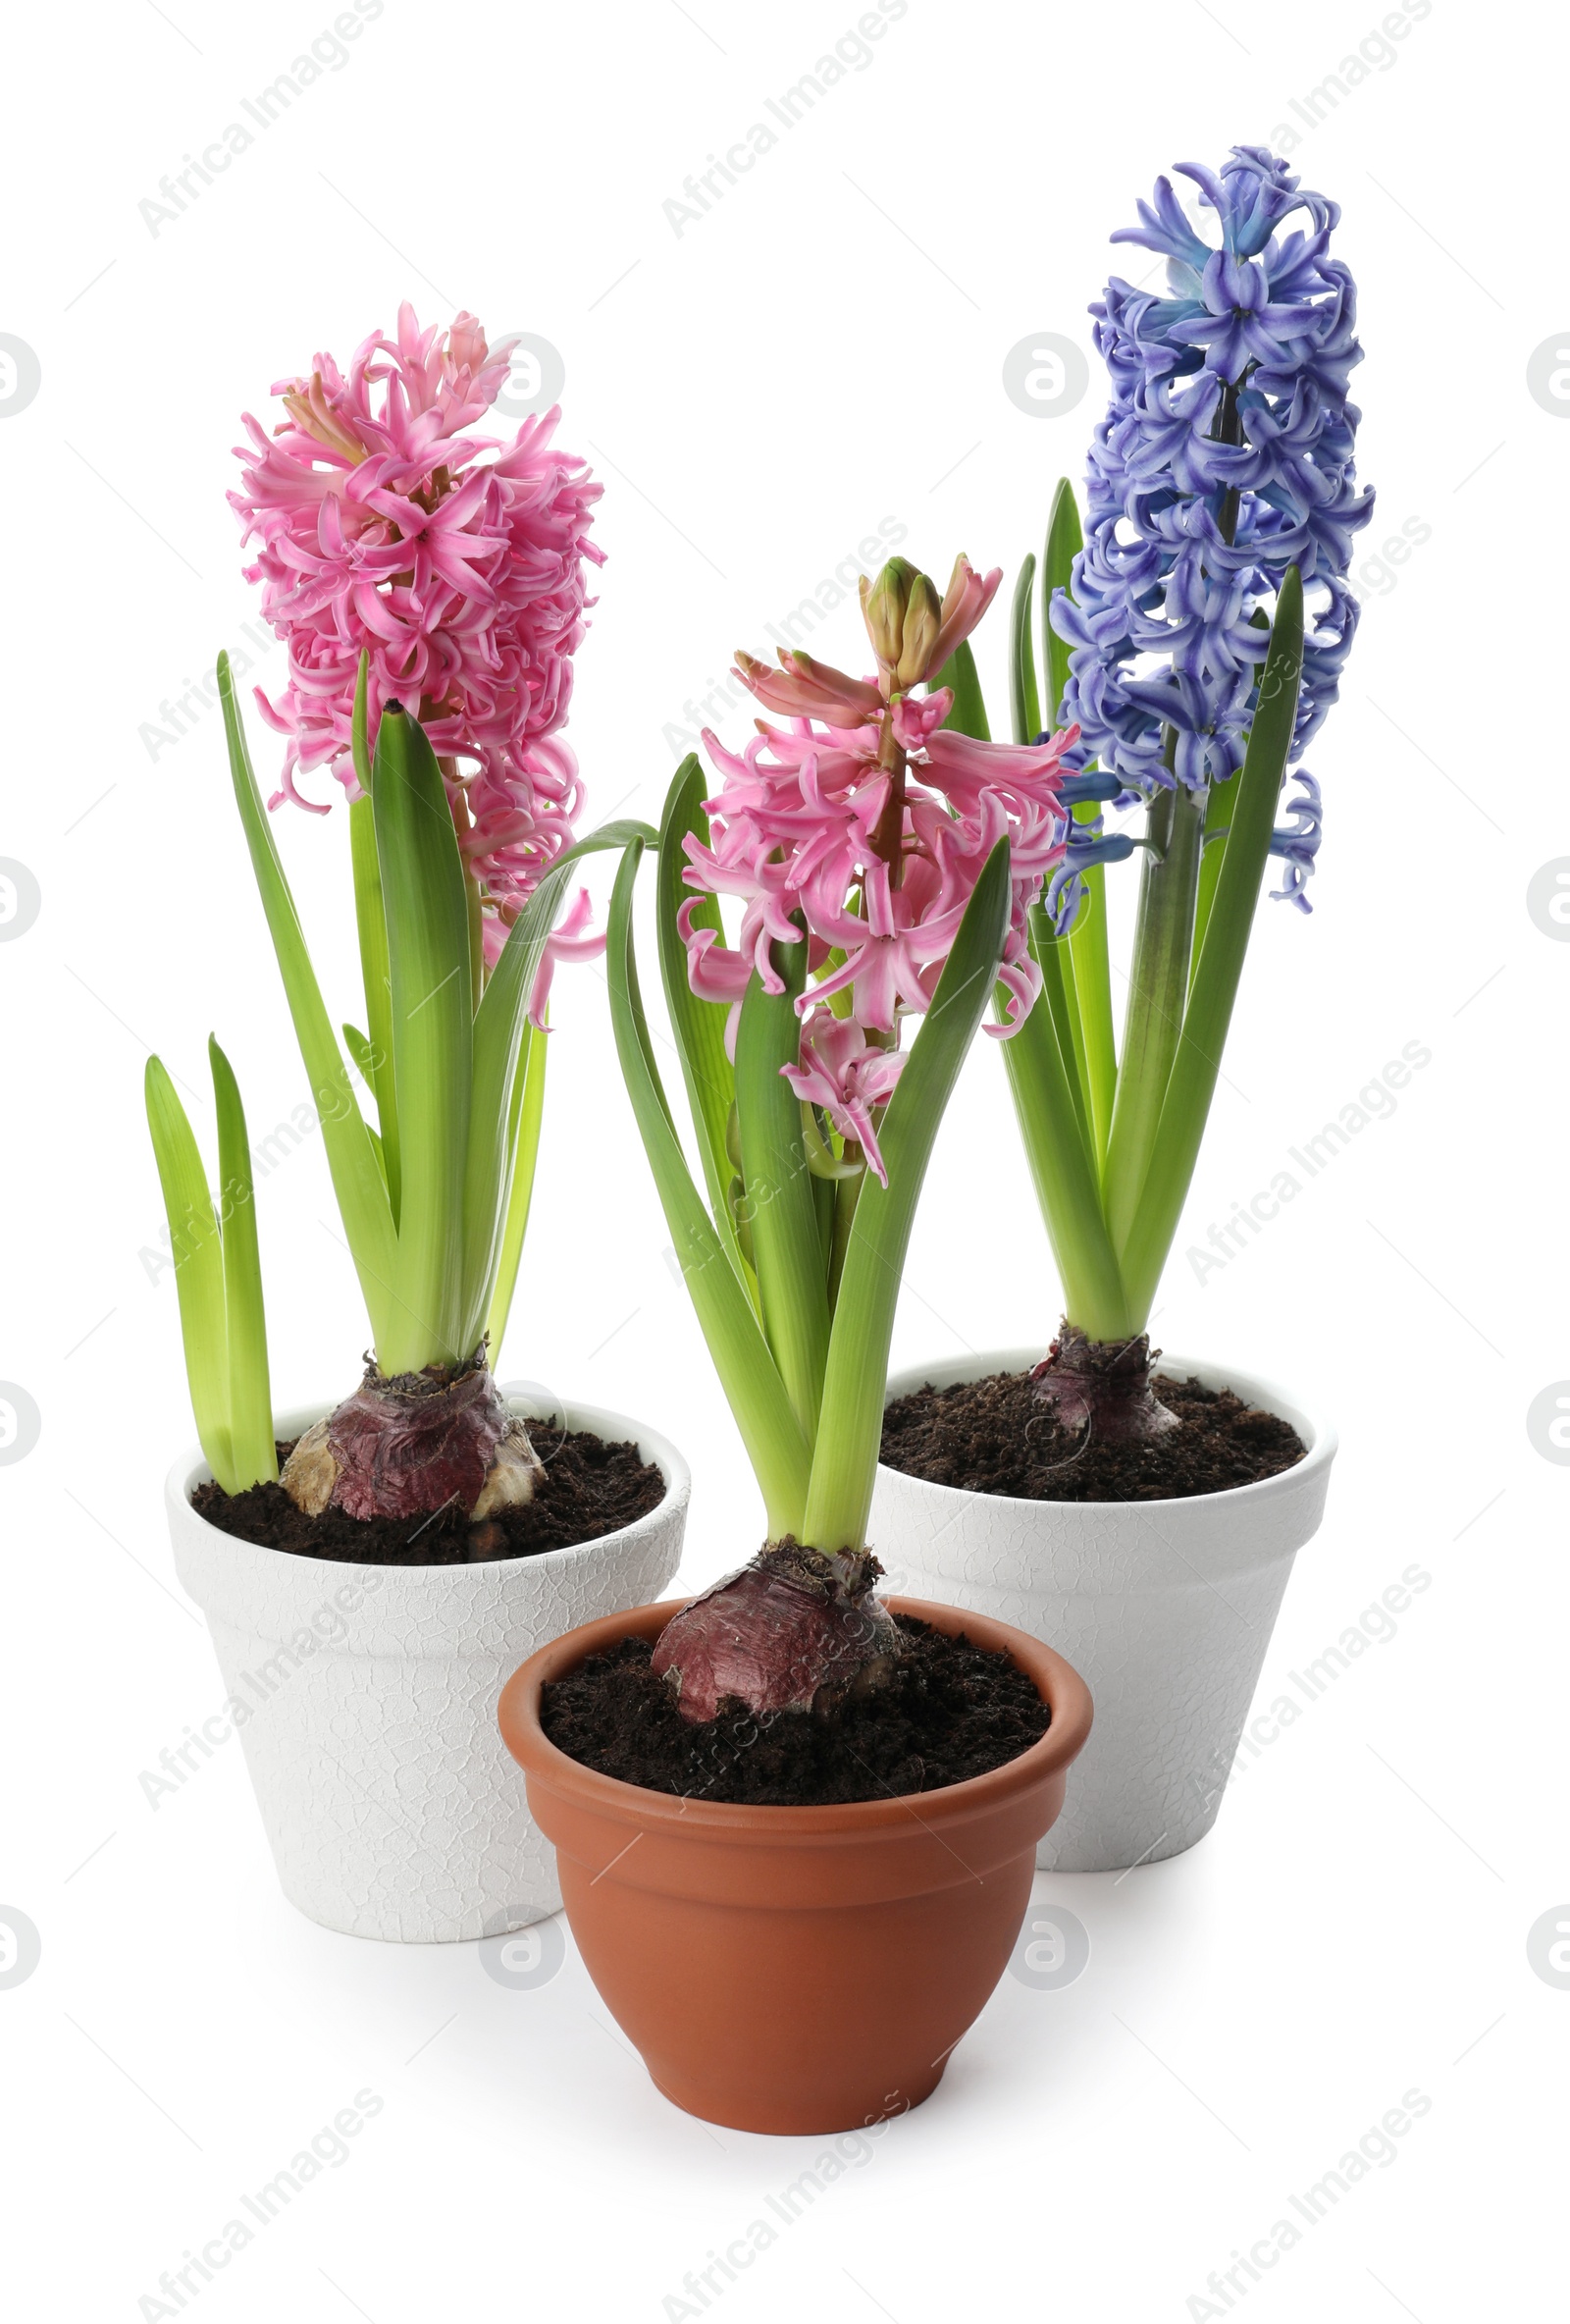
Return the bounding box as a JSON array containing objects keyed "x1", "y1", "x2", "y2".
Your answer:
[
  {"x1": 873, "y1": 1347, "x2": 1335, "y2": 1873},
  {"x1": 497, "y1": 1596, "x2": 1092, "y2": 2134}
]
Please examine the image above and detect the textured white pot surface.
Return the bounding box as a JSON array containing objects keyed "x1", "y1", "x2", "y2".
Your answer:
[
  {"x1": 168, "y1": 1387, "x2": 689, "y2": 1943},
  {"x1": 872, "y1": 1347, "x2": 1334, "y2": 1874}
]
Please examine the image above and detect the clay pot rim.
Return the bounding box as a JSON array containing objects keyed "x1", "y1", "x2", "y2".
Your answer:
[
  {"x1": 171, "y1": 1391, "x2": 692, "y2": 1583},
  {"x1": 880, "y1": 1345, "x2": 1336, "y2": 1515},
  {"x1": 497, "y1": 1594, "x2": 1094, "y2": 1838}
]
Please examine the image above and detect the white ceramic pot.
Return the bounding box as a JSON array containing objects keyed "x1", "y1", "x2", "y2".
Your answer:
[
  {"x1": 168, "y1": 1387, "x2": 689, "y2": 1942},
  {"x1": 872, "y1": 1348, "x2": 1334, "y2": 1874}
]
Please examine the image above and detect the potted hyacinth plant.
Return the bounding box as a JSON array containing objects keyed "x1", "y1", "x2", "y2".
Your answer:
[
  {"x1": 875, "y1": 148, "x2": 1367, "y2": 1872},
  {"x1": 149, "y1": 309, "x2": 688, "y2": 1943},
  {"x1": 498, "y1": 554, "x2": 1093, "y2": 2135}
]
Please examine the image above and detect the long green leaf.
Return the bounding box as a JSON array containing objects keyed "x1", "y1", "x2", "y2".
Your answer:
[
  {"x1": 217, "y1": 655, "x2": 396, "y2": 1344},
  {"x1": 1190, "y1": 771, "x2": 1235, "y2": 987},
  {"x1": 348, "y1": 656, "x2": 399, "y2": 1222},
  {"x1": 734, "y1": 933, "x2": 829, "y2": 1440},
  {"x1": 1009, "y1": 553, "x2": 1041, "y2": 746},
  {"x1": 803, "y1": 841, "x2": 1013, "y2": 1552},
  {"x1": 997, "y1": 983, "x2": 1132, "y2": 1341},
  {"x1": 1101, "y1": 773, "x2": 1206, "y2": 1253},
  {"x1": 1031, "y1": 902, "x2": 1093, "y2": 1146},
  {"x1": 349, "y1": 794, "x2": 400, "y2": 1226},
  {"x1": 1189, "y1": 607, "x2": 1270, "y2": 983},
  {"x1": 1121, "y1": 569, "x2": 1305, "y2": 1316},
  {"x1": 462, "y1": 817, "x2": 659, "y2": 1352},
  {"x1": 459, "y1": 860, "x2": 572, "y2": 1353},
  {"x1": 1041, "y1": 476, "x2": 1079, "y2": 727},
  {"x1": 209, "y1": 1037, "x2": 276, "y2": 1487},
  {"x1": 483, "y1": 1017, "x2": 548, "y2": 1364},
  {"x1": 145, "y1": 1058, "x2": 233, "y2": 1491},
  {"x1": 1044, "y1": 478, "x2": 1118, "y2": 1158},
  {"x1": 655, "y1": 760, "x2": 758, "y2": 1307},
  {"x1": 934, "y1": 639, "x2": 991, "y2": 741},
  {"x1": 372, "y1": 706, "x2": 473, "y2": 1368},
  {"x1": 1066, "y1": 857, "x2": 1115, "y2": 1161},
  {"x1": 606, "y1": 840, "x2": 811, "y2": 1536},
  {"x1": 1011, "y1": 543, "x2": 1096, "y2": 1156}
]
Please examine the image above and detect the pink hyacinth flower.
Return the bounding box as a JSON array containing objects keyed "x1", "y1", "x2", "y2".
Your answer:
[
  {"x1": 678, "y1": 549, "x2": 1078, "y2": 1183},
  {"x1": 231, "y1": 304, "x2": 604, "y2": 998},
  {"x1": 781, "y1": 1013, "x2": 908, "y2": 1188}
]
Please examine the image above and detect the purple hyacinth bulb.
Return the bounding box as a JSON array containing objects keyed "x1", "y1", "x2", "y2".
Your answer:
[{"x1": 1051, "y1": 145, "x2": 1374, "y2": 912}]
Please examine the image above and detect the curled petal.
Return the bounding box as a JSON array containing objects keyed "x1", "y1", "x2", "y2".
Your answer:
[
  {"x1": 521, "y1": 885, "x2": 602, "y2": 1027},
  {"x1": 781, "y1": 1015, "x2": 906, "y2": 1188},
  {"x1": 925, "y1": 556, "x2": 1004, "y2": 677}
]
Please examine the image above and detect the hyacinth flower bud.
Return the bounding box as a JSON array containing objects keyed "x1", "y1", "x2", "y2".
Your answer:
[
  {"x1": 893, "y1": 569, "x2": 943, "y2": 690},
  {"x1": 859, "y1": 556, "x2": 919, "y2": 683}
]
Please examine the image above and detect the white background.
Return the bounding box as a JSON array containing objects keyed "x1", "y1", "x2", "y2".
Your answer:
[{"x1": 2, "y1": 0, "x2": 1564, "y2": 2316}]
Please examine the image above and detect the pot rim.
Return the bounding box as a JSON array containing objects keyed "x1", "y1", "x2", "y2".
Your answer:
[
  {"x1": 879, "y1": 1345, "x2": 1336, "y2": 1515},
  {"x1": 167, "y1": 1390, "x2": 692, "y2": 1583},
  {"x1": 497, "y1": 1594, "x2": 1094, "y2": 1839}
]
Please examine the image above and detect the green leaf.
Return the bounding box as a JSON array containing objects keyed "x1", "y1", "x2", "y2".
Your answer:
[
  {"x1": 1012, "y1": 543, "x2": 1097, "y2": 1168},
  {"x1": 460, "y1": 858, "x2": 572, "y2": 1354},
  {"x1": 372, "y1": 706, "x2": 473, "y2": 1368},
  {"x1": 934, "y1": 639, "x2": 991, "y2": 741},
  {"x1": 349, "y1": 793, "x2": 400, "y2": 1225},
  {"x1": 803, "y1": 841, "x2": 1013, "y2": 1552},
  {"x1": 1041, "y1": 476, "x2": 1080, "y2": 728},
  {"x1": 341, "y1": 1023, "x2": 375, "y2": 1085},
  {"x1": 1067, "y1": 856, "x2": 1117, "y2": 1163},
  {"x1": 734, "y1": 932, "x2": 830, "y2": 1440},
  {"x1": 996, "y1": 976, "x2": 1132, "y2": 1340},
  {"x1": 1190, "y1": 771, "x2": 1236, "y2": 985},
  {"x1": 1101, "y1": 775, "x2": 1207, "y2": 1253},
  {"x1": 209, "y1": 1037, "x2": 276, "y2": 1487},
  {"x1": 1008, "y1": 553, "x2": 1041, "y2": 745},
  {"x1": 606, "y1": 838, "x2": 811, "y2": 1537},
  {"x1": 1121, "y1": 568, "x2": 1305, "y2": 1317},
  {"x1": 462, "y1": 815, "x2": 664, "y2": 1353},
  {"x1": 1029, "y1": 901, "x2": 1093, "y2": 1153},
  {"x1": 655, "y1": 760, "x2": 758, "y2": 1307},
  {"x1": 483, "y1": 1017, "x2": 548, "y2": 1365},
  {"x1": 145, "y1": 1057, "x2": 233, "y2": 1492},
  {"x1": 1040, "y1": 478, "x2": 1116, "y2": 1156},
  {"x1": 350, "y1": 649, "x2": 374, "y2": 797},
  {"x1": 217, "y1": 655, "x2": 397, "y2": 1346}
]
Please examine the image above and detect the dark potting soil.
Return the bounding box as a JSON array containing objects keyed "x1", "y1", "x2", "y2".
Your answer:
[
  {"x1": 541, "y1": 1615, "x2": 1050, "y2": 1805},
  {"x1": 191, "y1": 1422, "x2": 665, "y2": 1565},
  {"x1": 879, "y1": 1368, "x2": 1305, "y2": 1504}
]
